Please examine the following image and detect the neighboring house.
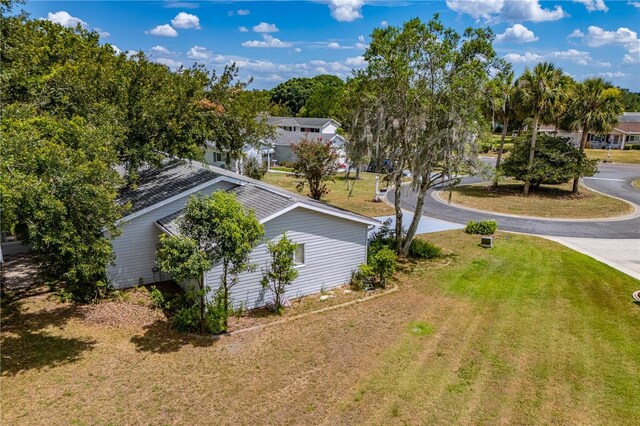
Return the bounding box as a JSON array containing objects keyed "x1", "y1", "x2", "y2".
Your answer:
[
  {"x1": 203, "y1": 116, "x2": 348, "y2": 170},
  {"x1": 109, "y1": 158, "x2": 377, "y2": 308},
  {"x1": 539, "y1": 112, "x2": 640, "y2": 149}
]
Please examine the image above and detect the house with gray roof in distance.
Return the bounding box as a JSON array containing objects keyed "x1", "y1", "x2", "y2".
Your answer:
[
  {"x1": 111, "y1": 158, "x2": 377, "y2": 308},
  {"x1": 204, "y1": 116, "x2": 348, "y2": 170}
]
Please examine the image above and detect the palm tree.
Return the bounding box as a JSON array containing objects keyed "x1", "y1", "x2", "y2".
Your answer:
[
  {"x1": 488, "y1": 66, "x2": 516, "y2": 188},
  {"x1": 565, "y1": 78, "x2": 624, "y2": 193},
  {"x1": 517, "y1": 62, "x2": 567, "y2": 195}
]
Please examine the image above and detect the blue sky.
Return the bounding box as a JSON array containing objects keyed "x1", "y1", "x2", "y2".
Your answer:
[{"x1": 22, "y1": 1, "x2": 640, "y2": 90}]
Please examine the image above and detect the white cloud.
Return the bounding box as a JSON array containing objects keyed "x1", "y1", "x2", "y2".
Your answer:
[
  {"x1": 109, "y1": 44, "x2": 121, "y2": 55},
  {"x1": 380, "y1": 20, "x2": 389, "y2": 27},
  {"x1": 187, "y1": 45, "x2": 211, "y2": 60},
  {"x1": 345, "y1": 56, "x2": 366, "y2": 67},
  {"x1": 599, "y1": 71, "x2": 626, "y2": 78},
  {"x1": 45, "y1": 11, "x2": 88, "y2": 28},
  {"x1": 580, "y1": 26, "x2": 640, "y2": 63},
  {"x1": 150, "y1": 45, "x2": 171, "y2": 54},
  {"x1": 328, "y1": 0, "x2": 365, "y2": 22},
  {"x1": 265, "y1": 74, "x2": 284, "y2": 82},
  {"x1": 503, "y1": 51, "x2": 544, "y2": 63},
  {"x1": 595, "y1": 60, "x2": 612, "y2": 67},
  {"x1": 171, "y1": 12, "x2": 200, "y2": 29},
  {"x1": 239, "y1": 26, "x2": 249, "y2": 32},
  {"x1": 574, "y1": 0, "x2": 608, "y2": 12},
  {"x1": 154, "y1": 57, "x2": 183, "y2": 69},
  {"x1": 328, "y1": 42, "x2": 341, "y2": 49},
  {"x1": 295, "y1": 48, "x2": 302, "y2": 53},
  {"x1": 446, "y1": 0, "x2": 566, "y2": 22},
  {"x1": 549, "y1": 49, "x2": 591, "y2": 65},
  {"x1": 146, "y1": 24, "x2": 178, "y2": 37},
  {"x1": 629, "y1": 1, "x2": 640, "y2": 8},
  {"x1": 568, "y1": 29, "x2": 585, "y2": 38},
  {"x1": 253, "y1": 22, "x2": 279, "y2": 33},
  {"x1": 237, "y1": 9, "x2": 250, "y2": 15},
  {"x1": 355, "y1": 35, "x2": 367, "y2": 49},
  {"x1": 495, "y1": 24, "x2": 538, "y2": 43},
  {"x1": 95, "y1": 28, "x2": 110, "y2": 38},
  {"x1": 242, "y1": 34, "x2": 292, "y2": 48}
]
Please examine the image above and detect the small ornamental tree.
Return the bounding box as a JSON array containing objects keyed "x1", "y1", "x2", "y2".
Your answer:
[
  {"x1": 261, "y1": 234, "x2": 299, "y2": 314},
  {"x1": 156, "y1": 235, "x2": 212, "y2": 334},
  {"x1": 291, "y1": 137, "x2": 338, "y2": 200},
  {"x1": 502, "y1": 134, "x2": 597, "y2": 189}
]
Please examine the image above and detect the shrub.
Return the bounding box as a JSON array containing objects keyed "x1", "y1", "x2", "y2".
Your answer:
[
  {"x1": 204, "y1": 292, "x2": 227, "y2": 334},
  {"x1": 370, "y1": 247, "x2": 396, "y2": 288},
  {"x1": 631, "y1": 145, "x2": 640, "y2": 150},
  {"x1": 243, "y1": 156, "x2": 267, "y2": 180},
  {"x1": 351, "y1": 264, "x2": 375, "y2": 291},
  {"x1": 172, "y1": 303, "x2": 200, "y2": 332},
  {"x1": 408, "y1": 239, "x2": 442, "y2": 259},
  {"x1": 502, "y1": 134, "x2": 597, "y2": 188},
  {"x1": 149, "y1": 285, "x2": 166, "y2": 309},
  {"x1": 465, "y1": 220, "x2": 498, "y2": 235}
]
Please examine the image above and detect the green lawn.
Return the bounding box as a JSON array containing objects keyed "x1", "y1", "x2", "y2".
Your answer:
[
  {"x1": 263, "y1": 171, "x2": 395, "y2": 217},
  {"x1": 2, "y1": 231, "x2": 639, "y2": 425}
]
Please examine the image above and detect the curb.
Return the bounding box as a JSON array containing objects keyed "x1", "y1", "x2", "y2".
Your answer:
[{"x1": 431, "y1": 183, "x2": 639, "y2": 223}]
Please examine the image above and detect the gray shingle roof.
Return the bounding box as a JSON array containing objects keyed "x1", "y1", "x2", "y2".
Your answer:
[
  {"x1": 266, "y1": 116, "x2": 340, "y2": 128},
  {"x1": 117, "y1": 158, "x2": 220, "y2": 215}
]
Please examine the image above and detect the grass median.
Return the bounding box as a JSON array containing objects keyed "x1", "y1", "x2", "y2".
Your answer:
[{"x1": 438, "y1": 181, "x2": 634, "y2": 219}]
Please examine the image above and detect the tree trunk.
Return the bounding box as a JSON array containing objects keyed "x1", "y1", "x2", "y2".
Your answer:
[
  {"x1": 393, "y1": 171, "x2": 404, "y2": 254},
  {"x1": 493, "y1": 116, "x2": 509, "y2": 188},
  {"x1": 523, "y1": 113, "x2": 539, "y2": 196},
  {"x1": 222, "y1": 262, "x2": 229, "y2": 330},
  {"x1": 199, "y1": 274, "x2": 205, "y2": 335},
  {"x1": 401, "y1": 170, "x2": 431, "y2": 256},
  {"x1": 572, "y1": 127, "x2": 589, "y2": 193},
  {"x1": 355, "y1": 166, "x2": 361, "y2": 180}
]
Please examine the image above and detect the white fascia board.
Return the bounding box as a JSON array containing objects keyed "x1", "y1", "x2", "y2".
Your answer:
[
  {"x1": 260, "y1": 202, "x2": 379, "y2": 227},
  {"x1": 117, "y1": 176, "x2": 245, "y2": 224}
]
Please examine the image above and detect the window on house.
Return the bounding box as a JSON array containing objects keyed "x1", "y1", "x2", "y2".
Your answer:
[
  {"x1": 628, "y1": 135, "x2": 640, "y2": 143},
  {"x1": 290, "y1": 243, "x2": 305, "y2": 266},
  {"x1": 214, "y1": 152, "x2": 223, "y2": 162},
  {"x1": 301, "y1": 127, "x2": 320, "y2": 133}
]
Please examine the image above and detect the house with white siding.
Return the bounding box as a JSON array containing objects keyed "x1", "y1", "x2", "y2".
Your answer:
[
  {"x1": 539, "y1": 112, "x2": 640, "y2": 149},
  {"x1": 110, "y1": 158, "x2": 377, "y2": 308},
  {"x1": 204, "y1": 116, "x2": 348, "y2": 170}
]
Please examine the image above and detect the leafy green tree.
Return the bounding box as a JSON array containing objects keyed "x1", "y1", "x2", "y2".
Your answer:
[
  {"x1": 618, "y1": 87, "x2": 640, "y2": 111},
  {"x1": 179, "y1": 192, "x2": 264, "y2": 329},
  {"x1": 564, "y1": 78, "x2": 624, "y2": 192},
  {"x1": 300, "y1": 75, "x2": 346, "y2": 120},
  {"x1": 0, "y1": 109, "x2": 123, "y2": 301},
  {"x1": 292, "y1": 137, "x2": 339, "y2": 200},
  {"x1": 353, "y1": 15, "x2": 496, "y2": 255},
  {"x1": 487, "y1": 64, "x2": 518, "y2": 187},
  {"x1": 156, "y1": 235, "x2": 212, "y2": 334},
  {"x1": 502, "y1": 134, "x2": 597, "y2": 189},
  {"x1": 270, "y1": 77, "x2": 317, "y2": 116},
  {"x1": 516, "y1": 62, "x2": 568, "y2": 195},
  {"x1": 260, "y1": 235, "x2": 299, "y2": 314}
]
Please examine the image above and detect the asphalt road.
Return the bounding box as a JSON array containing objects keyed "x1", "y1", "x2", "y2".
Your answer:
[{"x1": 386, "y1": 162, "x2": 640, "y2": 239}]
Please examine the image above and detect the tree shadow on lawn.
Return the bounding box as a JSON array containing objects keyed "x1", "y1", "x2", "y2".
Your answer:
[
  {"x1": 456, "y1": 183, "x2": 588, "y2": 200},
  {"x1": 1, "y1": 291, "x2": 97, "y2": 376},
  {"x1": 130, "y1": 319, "x2": 216, "y2": 354}
]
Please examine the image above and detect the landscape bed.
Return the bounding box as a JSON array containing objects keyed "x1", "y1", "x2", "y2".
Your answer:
[
  {"x1": 438, "y1": 181, "x2": 634, "y2": 219},
  {"x1": 2, "y1": 230, "x2": 639, "y2": 425}
]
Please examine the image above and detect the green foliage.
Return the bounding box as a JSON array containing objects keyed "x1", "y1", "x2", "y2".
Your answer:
[
  {"x1": 156, "y1": 235, "x2": 212, "y2": 283},
  {"x1": 270, "y1": 74, "x2": 344, "y2": 117},
  {"x1": 618, "y1": 87, "x2": 640, "y2": 112},
  {"x1": 179, "y1": 192, "x2": 264, "y2": 330},
  {"x1": 465, "y1": 220, "x2": 498, "y2": 235},
  {"x1": 149, "y1": 286, "x2": 167, "y2": 310},
  {"x1": 370, "y1": 247, "x2": 397, "y2": 288},
  {"x1": 0, "y1": 111, "x2": 123, "y2": 302},
  {"x1": 502, "y1": 134, "x2": 598, "y2": 188},
  {"x1": 408, "y1": 239, "x2": 442, "y2": 259},
  {"x1": 243, "y1": 156, "x2": 267, "y2": 180},
  {"x1": 204, "y1": 291, "x2": 228, "y2": 334},
  {"x1": 172, "y1": 303, "x2": 201, "y2": 333},
  {"x1": 292, "y1": 137, "x2": 338, "y2": 200},
  {"x1": 261, "y1": 234, "x2": 299, "y2": 314}
]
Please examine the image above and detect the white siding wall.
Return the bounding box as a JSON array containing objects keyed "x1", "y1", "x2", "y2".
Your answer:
[
  {"x1": 108, "y1": 181, "x2": 236, "y2": 288},
  {"x1": 323, "y1": 123, "x2": 338, "y2": 134},
  {"x1": 203, "y1": 207, "x2": 368, "y2": 308}
]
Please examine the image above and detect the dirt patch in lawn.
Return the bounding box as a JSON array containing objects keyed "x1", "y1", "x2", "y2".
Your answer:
[{"x1": 438, "y1": 181, "x2": 634, "y2": 219}]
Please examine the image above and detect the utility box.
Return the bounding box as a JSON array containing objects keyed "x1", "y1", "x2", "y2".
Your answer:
[{"x1": 480, "y1": 236, "x2": 494, "y2": 248}]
